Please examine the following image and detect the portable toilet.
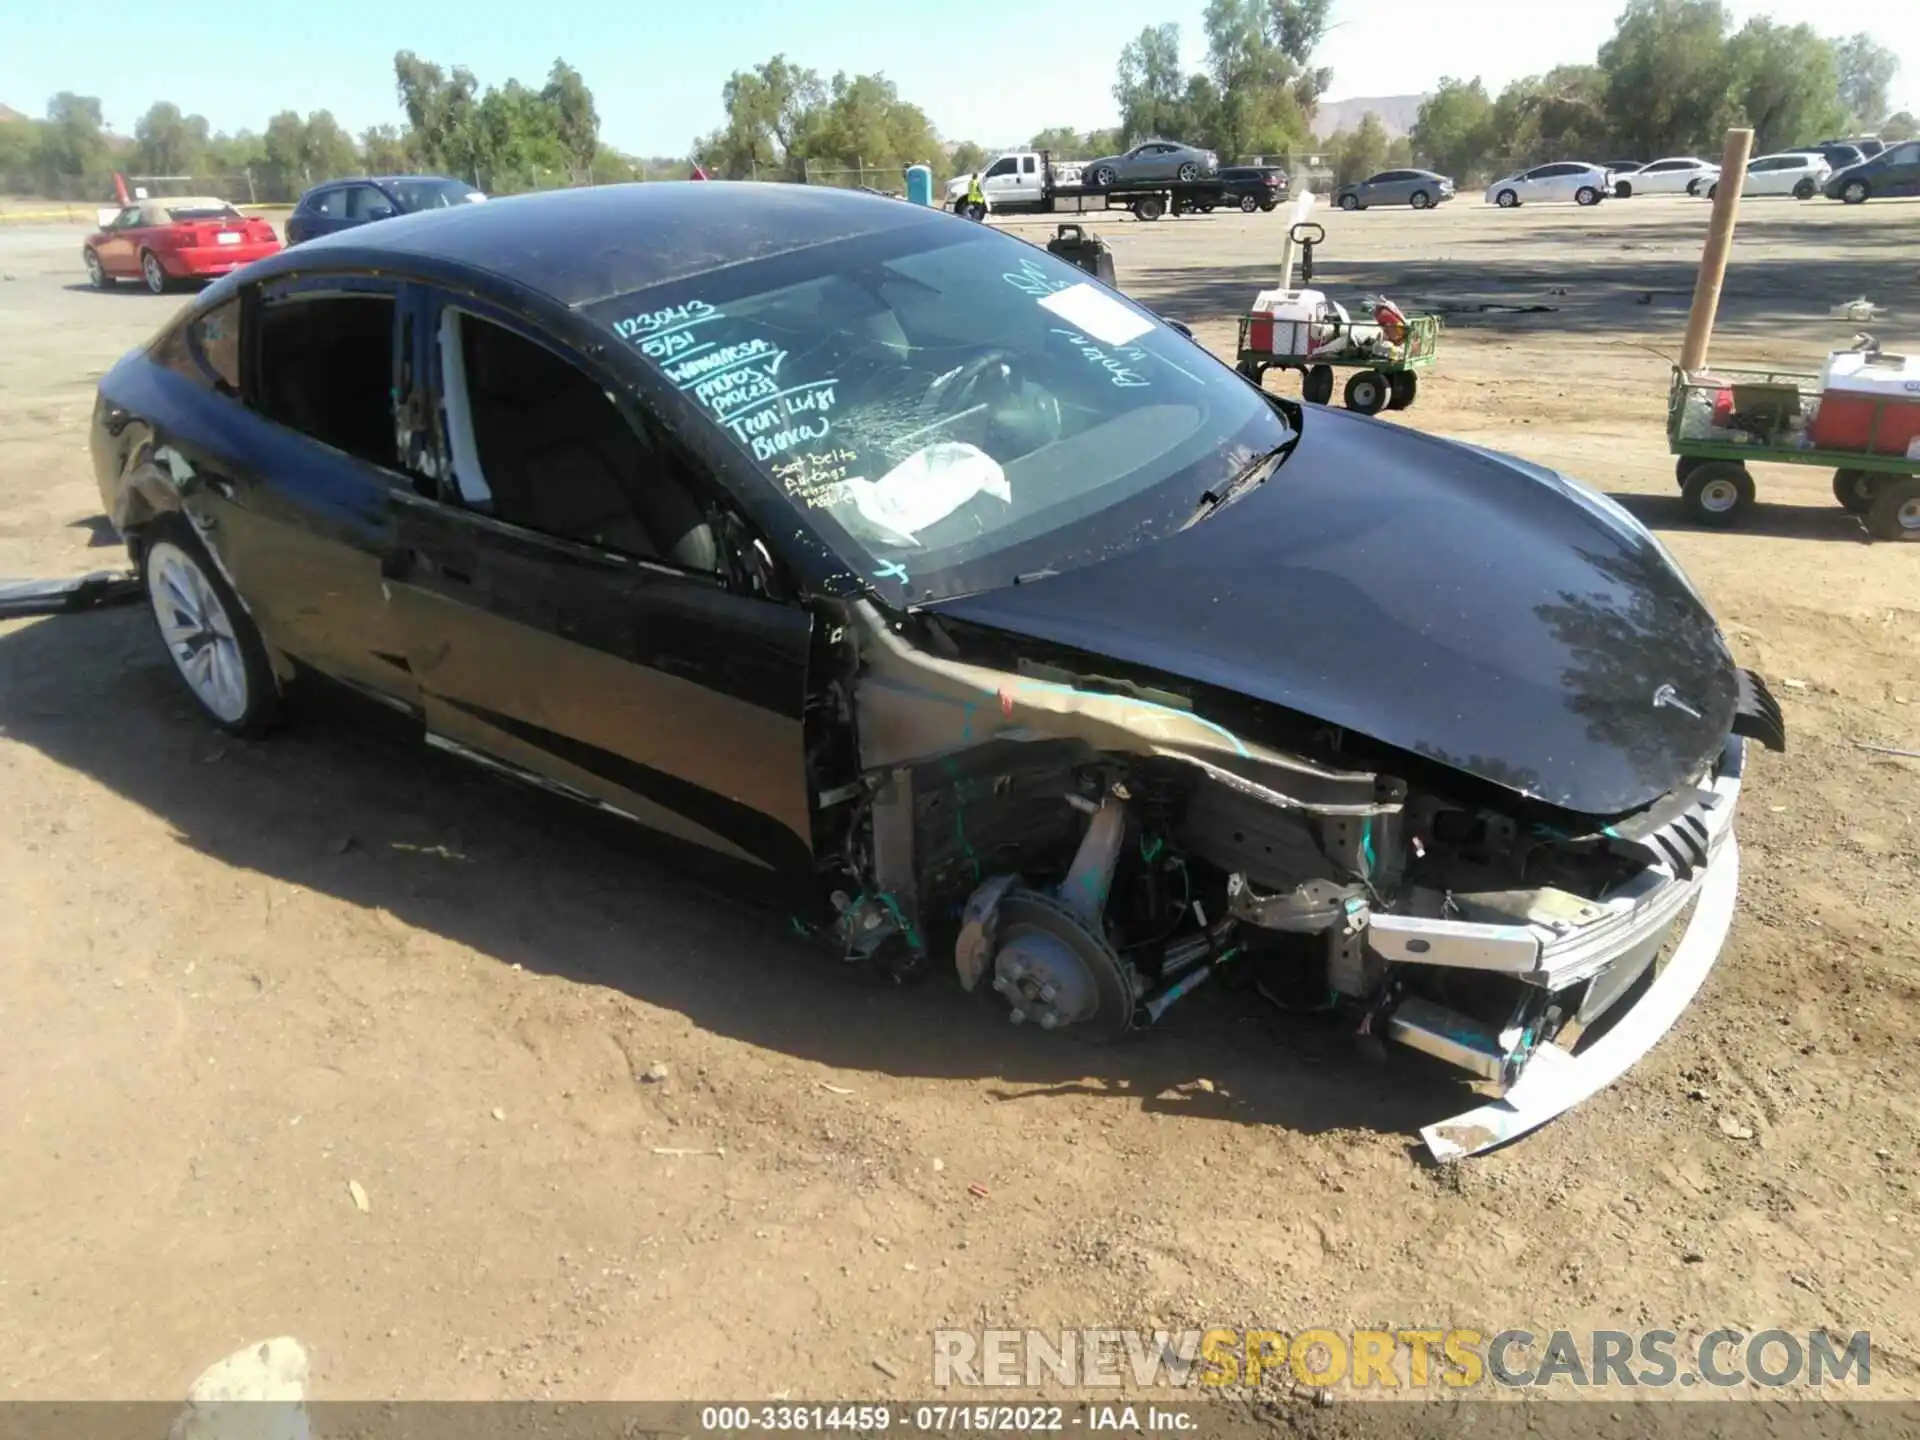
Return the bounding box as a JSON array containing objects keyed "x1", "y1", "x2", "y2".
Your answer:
[{"x1": 905, "y1": 164, "x2": 934, "y2": 206}]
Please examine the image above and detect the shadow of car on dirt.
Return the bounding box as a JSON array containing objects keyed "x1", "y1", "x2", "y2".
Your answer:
[{"x1": 0, "y1": 597, "x2": 1472, "y2": 1151}]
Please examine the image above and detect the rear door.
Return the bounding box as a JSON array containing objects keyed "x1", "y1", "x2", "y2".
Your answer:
[
  {"x1": 383, "y1": 291, "x2": 817, "y2": 874},
  {"x1": 224, "y1": 274, "x2": 423, "y2": 706}
]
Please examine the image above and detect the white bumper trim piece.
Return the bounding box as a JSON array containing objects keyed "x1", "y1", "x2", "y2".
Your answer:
[{"x1": 1420, "y1": 832, "x2": 1739, "y2": 1163}]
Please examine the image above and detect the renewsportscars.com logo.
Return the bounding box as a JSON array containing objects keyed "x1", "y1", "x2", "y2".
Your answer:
[{"x1": 932, "y1": 1328, "x2": 1874, "y2": 1391}]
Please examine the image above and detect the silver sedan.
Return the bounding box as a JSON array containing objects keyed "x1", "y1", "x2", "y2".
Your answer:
[{"x1": 1082, "y1": 141, "x2": 1219, "y2": 190}]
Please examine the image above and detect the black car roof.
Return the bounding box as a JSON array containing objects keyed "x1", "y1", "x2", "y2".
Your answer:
[{"x1": 285, "y1": 181, "x2": 942, "y2": 309}]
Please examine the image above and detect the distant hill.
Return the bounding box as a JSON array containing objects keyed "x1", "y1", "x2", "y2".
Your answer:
[
  {"x1": 0, "y1": 103, "x2": 28, "y2": 124},
  {"x1": 1314, "y1": 94, "x2": 1426, "y2": 140}
]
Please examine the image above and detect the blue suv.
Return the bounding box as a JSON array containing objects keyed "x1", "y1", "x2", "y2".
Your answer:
[{"x1": 285, "y1": 175, "x2": 484, "y2": 244}]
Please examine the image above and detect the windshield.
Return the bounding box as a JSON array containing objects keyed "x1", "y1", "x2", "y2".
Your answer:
[
  {"x1": 586, "y1": 220, "x2": 1291, "y2": 605},
  {"x1": 389, "y1": 178, "x2": 485, "y2": 212}
]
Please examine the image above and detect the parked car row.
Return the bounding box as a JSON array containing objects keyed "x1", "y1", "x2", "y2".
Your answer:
[{"x1": 82, "y1": 175, "x2": 484, "y2": 293}]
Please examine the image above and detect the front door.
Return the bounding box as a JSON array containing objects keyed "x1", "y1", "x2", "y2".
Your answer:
[
  {"x1": 1879, "y1": 142, "x2": 1920, "y2": 196},
  {"x1": 384, "y1": 296, "x2": 817, "y2": 874},
  {"x1": 99, "y1": 206, "x2": 142, "y2": 275}
]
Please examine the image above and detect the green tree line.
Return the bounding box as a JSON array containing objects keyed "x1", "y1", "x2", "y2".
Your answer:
[{"x1": 1410, "y1": 1, "x2": 1910, "y2": 186}]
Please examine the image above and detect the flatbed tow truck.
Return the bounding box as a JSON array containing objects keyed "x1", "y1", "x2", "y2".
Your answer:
[{"x1": 947, "y1": 149, "x2": 1228, "y2": 222}]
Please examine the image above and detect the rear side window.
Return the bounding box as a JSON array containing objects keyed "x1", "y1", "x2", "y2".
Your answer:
[
  {"x1": 249, "y1": 293, "x2": 397, "y2": 467},
  {"x1": 308, "y1": 188, "x2": 348, "y2": 218},
  {"x1": 152, "y1": 296, "x2": 242, "y2": 395}
]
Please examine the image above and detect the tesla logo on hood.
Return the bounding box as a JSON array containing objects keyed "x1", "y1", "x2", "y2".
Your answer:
[{"x1": 1652, "y1": 683, "x2": 1703, "y2": 720}]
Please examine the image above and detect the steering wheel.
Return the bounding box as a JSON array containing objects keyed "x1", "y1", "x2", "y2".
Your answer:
[{"x1": 922, "y1": 348, "x2": 1018, "y2": 417}]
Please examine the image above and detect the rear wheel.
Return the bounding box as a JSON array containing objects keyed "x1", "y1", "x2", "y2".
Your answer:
[
  {"x1": 1177, "y1": 161, "x2": 1200, "y2": 183},
  {"x1": 1132, "y1": 196, "x2": 1166, "y2": 221},
  {"x1": 1575, "y1": 185, "x2": 1601, "y2": 206},
  {"x1": 1793, "y1": 177, "x2": 1816, "y2": 200},
  {"x1": 1339, "y1": 193, "x2": 1360, "y2": 211},
  {"x1": 84, "y1": 248, "x2": 114, "y2": 289},
  {"x1": 142, "y1": 517, "x2": 282, "y2": 736},
  {"x1": 1344, "y1": 369, "x2": 1389, "y2": 416},
  {"x1": 1681, "y1": 461, "x2": 1755, "y2": 526},
  {"x1": 1090, "y1": 164, "x2": 1117, "y2": 190},
  {"x1": 1833, "y1": 468, "x2": 1881, "y2": 514},
  {"x1": 1302, "y1": 365, "x2": 1334, "y2": 405},
  {"x1": 1706, "y1": 183, "x2": 1719, "y2": 201},
  {"x1": 1496, "y1": 188, "x2": 1519, "y2": 208},
  {"x1": 140, "y1": 250, "x2": 168, "y2": 294},
  {"x1": 1409, "y1": 190, "x2": 1431, "y2": 210},
  {"x1": 1675, "y1": 455, "x2": 1711, "y2": 485},
  {"x1": 1865, "y1": 479, "x2": 1920, "y2": 542},
  {"x1": 1614, "y1": 180, "x2": 1633, "y2": 198},
  {"x1": 1239, "y1": 193, "x2": 1259, "y2": 213},
  {"x1": 1386, "y1": 371, "x2": 1418, "y2": 410},
  {"x1": 1841, "y1": 178, "x2": 1870, "y2": 204}
]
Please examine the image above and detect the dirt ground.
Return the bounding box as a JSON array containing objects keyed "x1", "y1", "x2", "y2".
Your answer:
[{"x1": 1, "y1": 194, "x2": 1916, "y2": 1405}]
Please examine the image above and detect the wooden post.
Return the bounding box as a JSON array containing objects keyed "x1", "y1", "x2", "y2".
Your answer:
[{"x1": 1679, "y1": 127, "x2": 1754, "y2": 374}]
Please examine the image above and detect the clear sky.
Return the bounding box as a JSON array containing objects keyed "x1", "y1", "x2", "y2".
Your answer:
[{"x1": 2, "y1": 0, "x2": 1912, "y2": 157}]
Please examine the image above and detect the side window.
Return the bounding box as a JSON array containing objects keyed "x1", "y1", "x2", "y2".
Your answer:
[
  {"x1": 249, "y1": 292, "x2": 398, "y2": 468},
  {"x1": 343, "y1": 185, "x2": 390, "y2": 220},
  {"x1": 1888, "y1": 143, "x2": 1920, "y2": 165},
  {"x1": 111, "y1": 205, "x2": 142, "y2": 229},
  {"x1": 442, "y1": 311, "x2": 715, "y2": 568},
  {"x1": 1021, "y1": 155, "x2": 1036, "y2": 174},
  {"x1": 985, "y1": 156, "x2": 1017, "y2": 179},
  {"x1": 310, "y1": 188, "x2": 349, "y2": 219},
  {"x1": 1644, "y1": 161, "x2": 1679, "y2": 173}
]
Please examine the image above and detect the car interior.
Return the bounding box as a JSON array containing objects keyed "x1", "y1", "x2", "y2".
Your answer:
[
  {"x1": 454, "y1": 314, "x2": 718, "y2": 571},
  {"x1": 252, "y1": 295, "x2": 398, "y2": 467}
]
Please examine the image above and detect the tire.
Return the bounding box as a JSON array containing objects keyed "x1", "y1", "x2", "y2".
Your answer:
[
  {"x1": 1339, "y1": 193, "x2": 1359, "y2": 211},
  {"x1": 1496, "y1": 188, "x2": 1518, "y2": 208},
  {"x1": 1302, "y1": 365, "x2": 1334, "y2": 405},
  {"x1": 1386, "y1": 370, "x2": 1418, "y2": 410},
  {"x1": 1177, "y1": 162, "x2": 1199, "y2": 183},
  {"x1": 1240, "y1": 193, "x2": 1259, "y2": 213},
  {"x1": 1793, "y1": 177, "x2": 1816, "y2": 200},
  {"x1": 1235, "y1": 359, "x2": 1262, "y2": 383},
  {"x1": 1614, "y1": 180, "x2": 1633, "y2": 198},
  {"x1": 141, "y1": 516, "x2": 282, "y2": 736},
  {"x1": 1675, "y1": 455, "x2": 1710, "y2": 485},
  {"x1": 965, "y1": 202, "x2": 987, "y2": 221},
  {"x1": 1833, "y1": 468, "x2": 1881, "y2": 514},
  {"x1": 84, "y1": 248, "x2": 114, "y2": 290},
  {"x1": 1706, "y1": 183, "x2": 1718, "y2": 201},
  {"x1": 140, "y1": 250, "x2": 169, "y2": 294},
  {"x1": 1133, "y1": 196, "x2": 1165, "y2": 222},
  {"x1": 1687, "y1": 178, "x2": 1702, "y2": 197},
  {"x1": 1841, "y1": 179, "x2": 1869, "y2": 204},
  {"x1": 1090, "y1": 165, "x2": 1117, "y2": 190},
  {"x1": 1344, "y1": 369, "x2": 1389, "y2": 416},
  {"x1": 1865, "y1": 478, "x2": 1920, "y2": 542},
  {"x1": 1259, "y1": 200, "x2": 1277, "y2": 212},
  {"x1": 1575, "y1": 186, "x2": 1601, "y2": 206},
  {"x1": 1409, "y1": 190, "x2": 1431, "y2": 210},
  {"x1": 1680, "y1": 462, "x2": 1755, "y2": 526}
]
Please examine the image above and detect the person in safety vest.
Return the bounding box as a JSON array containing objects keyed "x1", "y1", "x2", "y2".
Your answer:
[{"x1": 963, "y1": 172, "x2": 986, "y2": 219}]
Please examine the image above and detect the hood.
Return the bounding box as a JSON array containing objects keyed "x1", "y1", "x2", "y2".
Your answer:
[{"x1": 930, "y1": 409, "x2": 1739, "y2": 818}]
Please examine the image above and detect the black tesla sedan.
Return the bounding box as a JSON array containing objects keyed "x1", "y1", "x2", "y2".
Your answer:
[{"x1": 91, "y1": 182, "x2": 1783, "y2": 1159}]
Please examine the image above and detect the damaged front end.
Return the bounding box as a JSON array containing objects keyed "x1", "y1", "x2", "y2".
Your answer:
[{"x1": 816, "y1": 599, "x2": 1782, "y2": 1162}]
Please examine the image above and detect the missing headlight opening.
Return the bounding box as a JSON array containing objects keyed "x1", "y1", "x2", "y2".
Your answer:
[{"x1": 808, "y1": 599, "x2": 1780, "y2": 1162}]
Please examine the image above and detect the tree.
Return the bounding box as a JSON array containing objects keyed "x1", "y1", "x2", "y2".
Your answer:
[
  {"x1": 1727, "y1": 20, "x2": 1845, "y2": 154},
  {"x1": 1268, "y1": 0, "x2": 1333, "y2": 116},
  {"x1": 394, "y1": 51, "x2": 481, "y2": 177},
  {"x1": 1884, "y1": 111, "x2": 1917, "y2": 141},
  {"x1": 133, "y1": 102, "x2": 211, "y2": 177},
  {"x1": 541, "y1": 60, "x2": 600, "y2": 172},
  {"x1": 40, "y1": 92, "x2": 108, "y2": 179},
  {"x1": 1114, "y1": 23, "x2": 1188, "y2": 140},
  {"x1": 361, "y1": 125, "x2": 409, "y2": 173},
  {"x1": 1833, "y1": 33, "x2": 1900, "y2": 129},
  {"x1": 811, "y1": 71, "x2": 941, "y2": 175},
  {"x1": 0, "y1": 115, "x2": 39, "y2": 175},
  {"x1": 948, "y1": 140, "x2": 988, "y2": 176},
  {"x1": 698, "y1": 55, "x2": 826, "y2": 179},
  {"x1": 1332, "y1": 110, "x2": 1388, "y2": 184},
  {"x1": 1199, "y1": 0, "x2": 1311, "y2": 160},
  {"x1": 1412, "y1": 78, "x2": 1493, "y2": 180},
  {"x1": 1598, "y1": 0, "x2": 1739, "y2": 158}
]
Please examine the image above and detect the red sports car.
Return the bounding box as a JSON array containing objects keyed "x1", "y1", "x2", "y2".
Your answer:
[{"x1": 83, "y1": 196, "x2": 282, "y2": 294}]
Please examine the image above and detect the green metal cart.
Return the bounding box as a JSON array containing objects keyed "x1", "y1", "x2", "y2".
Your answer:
[
  {"x1": 1667, "y1": 364, "x2": 1920, "y2": 540},
  {"x1": 1235, "y1": 311, "x2": 1442, "y2": 416}
]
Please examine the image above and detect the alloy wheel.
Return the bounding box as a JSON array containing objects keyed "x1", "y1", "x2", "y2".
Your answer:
[{"x1": 146, "y1": 541, "x2": 250, "y2": 723}]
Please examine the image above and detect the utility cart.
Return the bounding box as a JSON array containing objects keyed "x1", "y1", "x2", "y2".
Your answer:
[
  {"x1": 1231, "y1": 217, "x2": 1443, "y2": 415},
  {"x1": 1667, "y1": 364, "x2": 1920, "y2": 540},
  {"x1": 1235, "y1": 309, "x2": 1442, "y2": 415}
]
